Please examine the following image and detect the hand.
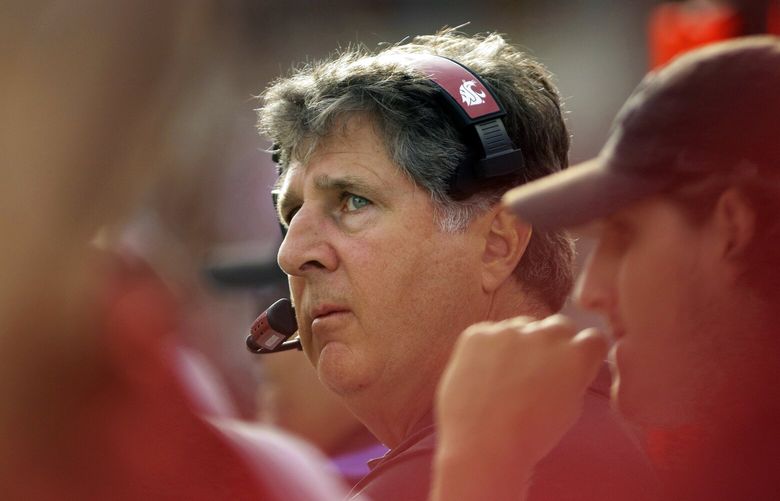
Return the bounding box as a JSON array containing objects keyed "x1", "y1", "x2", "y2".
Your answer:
[{"x1": 431, "y1": 315, "x2": 609, "y2": 501}]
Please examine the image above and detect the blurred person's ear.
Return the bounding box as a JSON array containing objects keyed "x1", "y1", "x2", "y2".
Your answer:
[{"x1": 712, "y1": 188, "x2": 756, "y2": 262}]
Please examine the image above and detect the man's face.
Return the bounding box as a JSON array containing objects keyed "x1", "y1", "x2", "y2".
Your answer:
[
  {"x1": 275, "y1": 116, "x2": 488, "y2": 400},
  {"x1": 574, "y1": 197, "x2": 731, "y2": 428}
]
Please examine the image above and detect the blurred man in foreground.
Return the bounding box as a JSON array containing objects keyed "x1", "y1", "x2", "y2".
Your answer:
[
  {"x1": 0, "y1": 1, "x2": 347, "y2": 499},
  {"x1": 435, "y1": 36, "x2": 780, "y2": 501}
]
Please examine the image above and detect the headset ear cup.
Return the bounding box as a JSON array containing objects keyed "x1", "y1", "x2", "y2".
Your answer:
[
  {"x1": 392, "y1": 55, "x2": 524, "y2": 199},
  {"x1": 448, "y1": 151, "x2": 480, "y2": 200}
]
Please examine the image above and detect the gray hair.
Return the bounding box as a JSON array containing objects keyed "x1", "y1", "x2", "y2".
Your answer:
[{"x1": 257, "y1": 29, "x2": 574, "y2": 311}]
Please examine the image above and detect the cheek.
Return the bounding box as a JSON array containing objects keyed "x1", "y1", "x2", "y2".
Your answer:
[
  {"x1": 620, "y1": 262, "x2": 674, "y2": 341},
  {"x1": 354, "y1": 233, "x2": 477, "y2": 339},
  {"x1": 618, "y1": 233, "x2": 700, "y2": 341},
  {"x1": 351, "y1": 242, "x2": 434, "y2": 324},
  {"x1": 614, "y1": 239, "x2": 708, "y2": 424},
  {"x1": 395, "y1": 240, "x2": 479, "y2": 334}
]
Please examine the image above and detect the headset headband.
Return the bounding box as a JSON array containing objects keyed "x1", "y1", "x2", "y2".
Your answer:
[{"x1": 378, "y1": 53, "x2": 525, "y2": 198}]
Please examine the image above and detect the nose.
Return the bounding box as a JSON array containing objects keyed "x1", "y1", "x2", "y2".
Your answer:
[
  {"x1": 573, "y1": 241, "x2": 617, "y2": 314},
  {"x1": 277, "y1": 204, "x2": 338, "y2": 276}
]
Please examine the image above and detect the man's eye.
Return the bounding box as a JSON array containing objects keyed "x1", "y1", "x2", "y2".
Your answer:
[{"x1": 344, "y1": 194, "x2": 371, "y2": 212}]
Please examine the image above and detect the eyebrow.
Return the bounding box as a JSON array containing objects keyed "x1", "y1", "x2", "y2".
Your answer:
[
  {"x1": 275, "y1": 173, "x2": 382, "y2": 224},
  {"x1": 314, "y1": 174, "x2": 379, "y2": 196}
]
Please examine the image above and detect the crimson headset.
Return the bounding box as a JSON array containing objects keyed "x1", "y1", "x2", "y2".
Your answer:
[{"x1": 248, "y1": 54, "x2": 525, "y2": 354}]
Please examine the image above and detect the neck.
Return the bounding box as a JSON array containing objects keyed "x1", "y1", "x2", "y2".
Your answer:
[
  {"x1": 337, "y1": 310, "x2": 466, "y2": 448},
  {"x1": 343, "y1": 374, "x2": 437, "y2": 448},
  {"x1": 644, "y1": 406, "x2": 780, "y2": 501},
  {"x1": 346, "y1": 285, "x2": 547, "y2": 449}
]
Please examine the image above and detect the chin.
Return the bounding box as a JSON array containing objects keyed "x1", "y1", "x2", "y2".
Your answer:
[
  {"x1": 610, "y1": 366, "x2": 656, "y2": 425},
  {"x1": 613, "y1": 376, "x2": 696, "y2": 430},
  {"x1": 612, "y1": 383, "x2": 643, "y2": 424},
  {"x1": 316, "y1": 343, "x2": 373, "y2": 397}
]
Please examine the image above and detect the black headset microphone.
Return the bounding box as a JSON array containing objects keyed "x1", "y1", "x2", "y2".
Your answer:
[
  {"x1": 246, "y1": 298, "x2": 301, "y2": 354},
  {"x1": 247, "y1": 54, "x2": 525, "y2": 355}
]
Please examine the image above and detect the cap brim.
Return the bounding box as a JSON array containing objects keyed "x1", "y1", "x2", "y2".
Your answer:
[
  {"x1": 503, "y1": 157, "x2": 665, "y2": 230},
  {"x1": 204, "y1": 259, "x2": 287, "y2": 288},
  {"x1": 202, "y1": 242, "x2": 287, "y2": 288}
]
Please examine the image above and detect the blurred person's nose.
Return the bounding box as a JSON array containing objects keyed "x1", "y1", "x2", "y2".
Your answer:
[
  {"x1": 277, "y1": 205, "x2": 338, "y2": 277},
  {"x1": 573, "y1": 243, "x2": 618, "y2": 315}
]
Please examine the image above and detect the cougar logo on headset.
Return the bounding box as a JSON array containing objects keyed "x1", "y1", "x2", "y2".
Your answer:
[{"x1": 459, "y1": 79, "x2": 487, "y2": 106}]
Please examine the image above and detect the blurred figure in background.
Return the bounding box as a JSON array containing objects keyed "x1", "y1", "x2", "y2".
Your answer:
[
  {"x1": 0, "y1": 1, "x2": 348, "y2": 499},
  {"x1": 648, "y1": 0, "x2": 780, "y2": 68}
]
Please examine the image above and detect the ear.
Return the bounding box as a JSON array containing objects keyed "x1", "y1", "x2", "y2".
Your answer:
[
  {"x1": 481, "y1": 206, "x2": 532, "y2": 293},
  {"x1": 712, "y1": 187, "x2": 756, "y2": 261}
]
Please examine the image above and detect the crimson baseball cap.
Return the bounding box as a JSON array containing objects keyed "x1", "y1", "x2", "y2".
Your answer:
[{"x1": 504, "y1": 36, "x2": 780, "y2": 229}]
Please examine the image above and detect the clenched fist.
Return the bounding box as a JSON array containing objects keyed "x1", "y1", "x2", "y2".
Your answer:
[{"x1": 431, "y1": 315, "x2": 609, "y2": 501}]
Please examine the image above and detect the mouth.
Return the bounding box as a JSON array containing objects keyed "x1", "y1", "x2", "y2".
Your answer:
[
  {"x1": 310, "y1": 307, "x2": 351, "y2": 340},
  {"x1": 311, "y1": 304, "x2": 349, "y2": 319},
  {"x1": 606, "y1": 316, "x2": 626, "y2": 343}
]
